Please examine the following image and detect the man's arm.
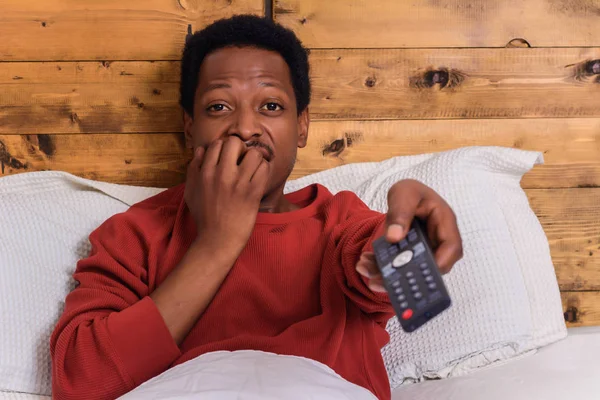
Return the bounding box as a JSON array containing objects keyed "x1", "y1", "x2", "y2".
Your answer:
[
  {"x1": 325, "y1": 203, "x2": 395, "y2": 327},
  {"x1": 50, "y1": 213, "x2": 238, "y2": 400},
  {"x1": 51, "y1": 137, "x2": 270, "y2": 400}
]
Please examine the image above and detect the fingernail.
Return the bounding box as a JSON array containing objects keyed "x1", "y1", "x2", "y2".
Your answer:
[
  {"x1": 387, "y1": 224, "x2": 404, "y2": 240},
  {"x1": 356, "y1": 265, "x2": 371, "y2": 278}
]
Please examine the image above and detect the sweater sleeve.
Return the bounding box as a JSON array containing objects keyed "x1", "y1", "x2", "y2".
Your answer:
[
  {"x1": 50, "y1": 211, "x2": 181, "y2": 400},
  {"x1": 326, "y1": 194, "x2": 395, "y2": 327}
]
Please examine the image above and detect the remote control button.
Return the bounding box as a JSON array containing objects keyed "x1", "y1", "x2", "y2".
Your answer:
[
  {"x1": 402, "y1": 309, "x2": 413, "y2": 320},
  {"x1": 428, "y1": 283, "x2": 437, "y2": 290},
  {"x1": 413, "y1": 242, "x2": 425, "y2": 257},
  {"x1": 408, "y1": 230, "x2": 418, "y2": 242},
  {"x1": 419, "y1": 263, "x2": 428, "y2": 270},
  {"x1": 408, "y1": 278, "x2": 417, "y2": 285},
  {"x1": 394, "y1": 287, "x2": 403, "y2": 294},
  {"x1": 422, "y1": 268, "x2": 431, "y2": 276},
  {"x1": 392, "y1": 280, "x2": 401, "y2": 288},
  {"x1": 397, "y1": 294, "x2": 406, "y2": 302},
  {"x1": 413, "y1": 292, "x2": 423, "y2": 300},
  {"x1": 411, "y1": 285, "x2": 420, "y2": 292},
  {"x1": 400, "y1": 301, "x2": 409, "y2": 309},
  {"x1": 399, "y1": 239, "x2": 408, "y2": 249},
  {"x1": 424, "y1": 275, "x2": 434, "y2": 283},
  {"x1": 392, "y1": 250, "x2": 413, "y2": 268},
  {"x1": 405, "y1": 271, "x2": 414, "y2": 278}
]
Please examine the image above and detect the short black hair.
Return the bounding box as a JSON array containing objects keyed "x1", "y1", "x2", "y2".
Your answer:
[{"x1": 180, "y1": 14, "x2": 311, "y2": 117}]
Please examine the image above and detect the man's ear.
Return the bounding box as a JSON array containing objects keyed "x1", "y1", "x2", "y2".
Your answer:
[
  {"x1": 183, "y1": 110, "x2": 194, "y2": 149},
  {"x1": 297, "y1": 108, "x2": 310, "y2": 148}
]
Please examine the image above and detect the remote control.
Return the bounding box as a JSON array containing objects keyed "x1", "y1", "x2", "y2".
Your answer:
[{"x1": 372, "y1": 218, "x2": 451, "y2": 332}]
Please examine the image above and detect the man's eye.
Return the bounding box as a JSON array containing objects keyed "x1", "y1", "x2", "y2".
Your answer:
[
  {"x1": 207, "y1": 104, "x2": 227, "y2": 112},
  {"x1": 261, "y1": 102, "x2": 283, "y2": 112}
]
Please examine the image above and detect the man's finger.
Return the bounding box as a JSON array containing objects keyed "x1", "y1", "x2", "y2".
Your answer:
[
  {"x1": 219, "y1": 136, "x2": 246, "y2": 170},
  {"x1": 432, "y1": 212, "x2": 463, "y2": 274},
  {"x1": 187, "y1": 146, "x2": 205, "y2": 172},
  {"x1": 239, "y1": 148, "x2": 264, "y2": 182},
  {"x1": 386, "y1": 181, "x2": 424, "y2": 242},
  {"x1": 367, "y1": 277, "x2": 386, "y2": 293},
  {"x1": 202, "y1": 139, "x2": 224, "y2": 169}
]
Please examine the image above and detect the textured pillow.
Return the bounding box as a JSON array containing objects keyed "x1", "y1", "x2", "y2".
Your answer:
[
  {"x1": 0, "y1": 146, "x2": 566, "y2": 395},
  {"x1": 0, "y1": 174, "x2": 162, "y2": 395},
  {"x1": 285, "y1": 146, "x2": 567, "y2": 388}
]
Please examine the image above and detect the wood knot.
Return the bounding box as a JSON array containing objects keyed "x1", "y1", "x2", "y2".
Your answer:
[
  {"x1": 425, "y1": 70, "x2": 449, "y2": 87},
  {"x1": 506, "y1": 38, "x2": 531, "y2": 48},
  {"x1": 41, "y1": 21, "x2": 47, "y2": 27},
  {"x1": 152, "y1": 88, "x2": 162, "y2": 95},
  {"x1": 125, "y1": 159, "x2": 132, "y2": 165},
  {"x1": 563, "y1": 306, "x2": 578, "y2": 323},
  {"x1": 101, "y1": 61, "x2": 111, "y2": 69},
  {"x1": 137, "y1": 102, "x2": 145, "y2": 109},
  {"x1": 12, "y1": 76, "x2": 23, "y2": 80},
  {"x1": 410, "y1": 68, "x2": 467, "y2": 90},
  {"x1": 321, "y1": 132, "x2": 362, "y2": 157},
  {"x1": 567, "y1": 59, "x2": 600, "y2": 83},
  {"x1": 365, "y1": 76, "x2": 377, "y2": 88},
  {"x1": 300, "y1": 17, "x2": 307, "y2": 25},
  {"x1": 37, "y1": 134, "x2": 56, "y2": 157},
  {"x1": 586, "y1": 59, "x2": 600, "y2": 75},
  {"x1": 70, "y1": 113, "x2": 80, "y2": 124}
]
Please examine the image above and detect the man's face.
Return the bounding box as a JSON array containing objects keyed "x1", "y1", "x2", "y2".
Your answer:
[{"x1": 183, "y1": 46, "x2": 309, "y2": 196}]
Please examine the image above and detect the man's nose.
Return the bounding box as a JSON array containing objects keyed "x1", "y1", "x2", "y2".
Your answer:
[{"x1": 226, "y1": 106, "x2": 262, "y2": 141}]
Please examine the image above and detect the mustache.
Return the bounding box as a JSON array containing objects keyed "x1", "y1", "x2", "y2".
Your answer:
[{"x1": 245, "y1": 141, "x2": 274, "y2": 160}]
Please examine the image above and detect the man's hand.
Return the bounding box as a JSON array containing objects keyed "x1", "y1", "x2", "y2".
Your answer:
[
  {"x1": 356, "y1": 179, "x2": 463, "y2": 293},
  {"x1": 184, "y1": 136, "x2": 270, "y2": 259},
  {"x1": 151, "y1": 136, "x2": 270, "y2": 345}
]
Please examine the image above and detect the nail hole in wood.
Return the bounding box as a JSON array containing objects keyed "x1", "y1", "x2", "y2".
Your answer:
[{"x1": 564, "y1": 306, "x2": 578, "y2": 323}]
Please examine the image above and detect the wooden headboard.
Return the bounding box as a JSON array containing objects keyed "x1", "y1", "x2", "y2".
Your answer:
[{"x1": 1, "y1": 1, "x2": 598, "y2": 327}]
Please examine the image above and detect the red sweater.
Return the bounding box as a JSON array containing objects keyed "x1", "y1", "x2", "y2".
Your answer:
[{"x1": 50, "y1": 183, "x2": 395, "y2": 399}]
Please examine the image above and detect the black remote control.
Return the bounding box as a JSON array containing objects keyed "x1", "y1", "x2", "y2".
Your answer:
[{"x1": 372, "y1": 218, "x2": 451, "y2": 332}]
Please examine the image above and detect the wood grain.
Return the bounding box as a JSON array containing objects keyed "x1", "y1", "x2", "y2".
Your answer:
[
  {"x1": 274, "y1": 0, "x2": 600, "y2": 48},
  {"x1": 562, "y1": 291, "x2": 600, "y2": 327},
  {"x1": 295, "y1": 119, "x2": 600, "y2": 189},
  {"x1": 3, "y1": 49, "x2": 600, "y2": 132},
  {"x1": 307, "y1": 48, "x2": 600, "y2": 120},
  {"x1": 528, "y1": 189, "x2": 600, "y2": 291},
  {"x1": 0, "y1": 0, "x2": 263, "y2": 61},
  {"x1": 0, "y1": 134, "x2": 188, "y2": 187},
  {"x1": 0, "y1": 133, "x2": 598, "y2": 294}
]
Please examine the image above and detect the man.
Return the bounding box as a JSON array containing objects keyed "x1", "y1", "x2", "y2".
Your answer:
[{"x1": 50, "y1": 15, "x2": 462, "y2": 400}]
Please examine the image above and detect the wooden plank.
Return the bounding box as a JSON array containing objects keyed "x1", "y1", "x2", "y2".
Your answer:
[
  {"x1": 0, "y1": 134, "x2": 598, "y2": 294},
  {"x1": 294, "y1": 119, "x2": 600, "y2": 190},
  {"x1": 1, "y1": 117, "x2": 600, "y2": 189},
  {"x1": 3, "y1": 48, "x2": 600, "y2": 130},
  {"x1": 562, "y1": 291, "x2": 600, "y2": 328},
  {"x1": 528, "y1": 190, "x2": 600, "y2": 292},
  {"x1": 0, "y1": 0, "x2": 263, "y2": 61},
  {"x1": 306, "y1": 48, "x2": 600, "y2": 120},
  {"x1": 0, "y1": 134, "x2": 188, "y2": 188},
  {"x1": 274, "y1": 0, "x2": 600, "y2": 48}
]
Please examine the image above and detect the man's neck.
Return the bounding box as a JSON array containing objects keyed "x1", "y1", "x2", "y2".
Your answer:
[{"x1": 258, "y1": 185, "x2": 299, "y2": 214}]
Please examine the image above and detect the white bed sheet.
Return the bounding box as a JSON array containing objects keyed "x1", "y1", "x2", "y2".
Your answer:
[
  {"x1": 392, "y1": 326, "x2": 599, "y2": 400},
  {"x1": 2, "y1": 327, "x2": 596, "y2": 400}
]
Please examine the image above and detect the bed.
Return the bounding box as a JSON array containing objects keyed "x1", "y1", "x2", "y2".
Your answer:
[{"x1": 1, "y1": 1, "x2": 598, "y2": 399}]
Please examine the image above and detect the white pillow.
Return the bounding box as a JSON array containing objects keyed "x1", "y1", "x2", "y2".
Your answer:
[
  {"x1": 117, "y1": 350, "x2": 377, "y2": 400},
  {"x1": 285, "y1": 146, "x2": 567, "y2": 388},
  {"x1": 0, "y1": 146, "x2": 566, "y2": 395}
]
